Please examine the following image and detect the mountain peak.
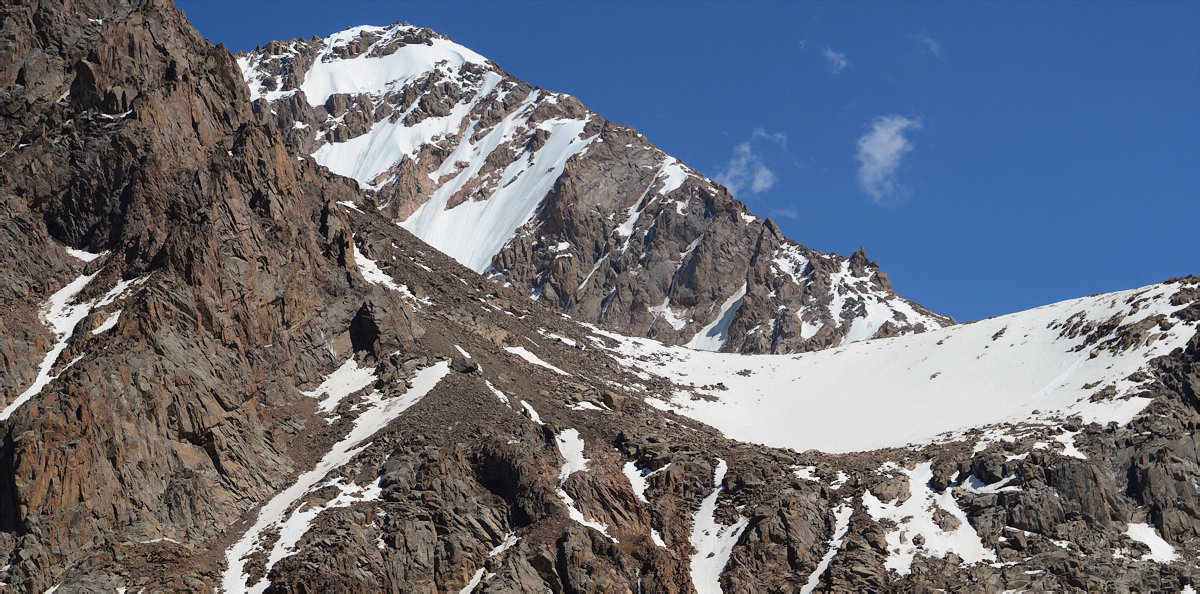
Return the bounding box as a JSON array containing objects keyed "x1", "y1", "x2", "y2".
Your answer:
[
  {"x1": 240, "y1": 23, "x2": 951, "y2": 353},
  {"x1": 238, "y1": 21, "x2": 492, "y2": 107}
]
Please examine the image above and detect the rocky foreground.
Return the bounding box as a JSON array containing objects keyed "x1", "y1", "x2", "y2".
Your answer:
[{"x1": 0, "y1": 1, "x2": 1196, "y2": 592}]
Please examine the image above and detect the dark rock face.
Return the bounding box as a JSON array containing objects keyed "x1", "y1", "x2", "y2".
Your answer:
[
  {"x1": 0, "y1": 0, "x2": 412, "y2": 588},
  {"x1": 1, "y1": 2, "x2": 1197, "y2": 593},
  {"x1": 239, "y1": 25, "x2": 953, "y2": 355}
]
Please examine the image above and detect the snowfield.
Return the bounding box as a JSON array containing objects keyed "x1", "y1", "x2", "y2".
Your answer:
[{"x1": 589, "y1": 281, "x2": 1196, "y2": 453}]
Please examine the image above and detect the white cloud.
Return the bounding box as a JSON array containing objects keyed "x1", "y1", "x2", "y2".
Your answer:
[
  {"x1": 717, "y1": 140, "x2": 778, "y2": 198},
  {"x1": 914, "y1": 33, "x2": 943, "y2": 58},
  {"x1": 821, "y1": 48, "x2": 850, "y2": 73},
  {"x1": 752, "y1": 163, "x2": 778, "y2": 193},
  {"x1": 753, "y1": 128, "x2": 787, "y2": 148},
  {"x1": 855, "y1": 115, "x2": 923, "y2": 203}
]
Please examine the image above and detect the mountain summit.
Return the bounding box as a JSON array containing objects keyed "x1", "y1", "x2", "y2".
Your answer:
[{"x1": 238, "y1": 22, "x2": 952, "y2": 354}]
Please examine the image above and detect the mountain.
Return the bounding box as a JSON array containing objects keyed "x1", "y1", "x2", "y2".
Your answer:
[
  {"x1": 1, "y1": 1, "x2": 1198, "y2": 592},
  {"x1": 236, "y1": 23, "x2": 952, "y2": 354}
]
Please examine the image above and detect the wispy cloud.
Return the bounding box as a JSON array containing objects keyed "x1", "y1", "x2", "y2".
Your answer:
[
  {"x1": 821, "y1": 47, "x2": 850, "y2": 73},
  {"x1": 753, "y1": 128, "x2": 787, "y2": 149},
  {"x1": 855, "y1": 115, "x2": 923, "y2": 203},
  {"x1": 717, "y1": 131, "x2": 785, "y2": 197},
  {"x1": 913, "y1": 32, "x2": 943, "y2": 58},
  {"x1": 769, "y1": 207, "x2": 799, "y2": 220}
]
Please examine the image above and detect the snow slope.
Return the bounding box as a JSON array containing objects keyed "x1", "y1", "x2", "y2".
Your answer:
[{"x1": 589, "y1": 280, "x2": 1197, "y2": 453}]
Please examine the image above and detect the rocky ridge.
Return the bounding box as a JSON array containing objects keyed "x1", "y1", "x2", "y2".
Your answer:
[
  {"x1": 0, "y1": 1, "x2": 1196, "y2": 592},
  {"x1": 238, "y1": 23, "x2": 952, "y2": 354}
]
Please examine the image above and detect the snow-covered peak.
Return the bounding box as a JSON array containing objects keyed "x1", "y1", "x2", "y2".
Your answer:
[
  {"x1": 239, "y1": 22, "x2": 953, "y2": 356},
  {"x1": 301, "y1": 25, "x2": 490, "y2": 108},
  {"x1": 238, "y1": 23, "x2": 492, "y2": 106}
]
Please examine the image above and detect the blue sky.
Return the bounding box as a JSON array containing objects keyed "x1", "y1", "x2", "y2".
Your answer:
[{"x1": 179, "y1": 1, "x2": 1199, "y2": 321}]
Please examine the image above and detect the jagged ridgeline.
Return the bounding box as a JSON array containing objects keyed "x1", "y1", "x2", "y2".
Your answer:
[
  {"x1": 1, "y1": 0, "x2": 1198, "y2": 592},
  {"x1": 237, "y1": 22, "x2": 952, "y2": 355}
]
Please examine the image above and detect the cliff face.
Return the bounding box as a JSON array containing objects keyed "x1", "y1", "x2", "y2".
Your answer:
[
  {"x1": 238, "y1": 24, "x2": 952, "y2": 355},
  {"x1": 0, "y1": 0, "x2": 413, "y2": 587},
  {"x1": 0, "y1": 2, "x2": 1198, "y2": 592}
]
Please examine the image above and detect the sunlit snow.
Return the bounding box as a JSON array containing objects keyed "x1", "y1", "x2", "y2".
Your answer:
[
  {"x1": 685, "y1": 283, "x2": 747, "y2": 351},
  {"x1": 591, "y1": 282, "x2": 1196, "y2": 453},
  {"x1": 862, "y1": 462, "x2": 995, "y2": 575},
  {"x1": 1125, "y1": 523, "x2": 1178, "y2": 563},
  {"x1": 689, "y1": 459, "x2": 749, "y2": 594}
]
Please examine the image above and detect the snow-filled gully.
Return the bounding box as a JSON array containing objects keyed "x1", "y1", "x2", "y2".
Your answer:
[
  {"x1": 553, "y1": 428, "x2": 617, "y2": 542},
  {"x1": 2, "y1": 261, "x2": 142, "y2": 421},
  {"x1": 222, "y1": 361, "x2": 451, "y2": 593},
  {"x1": 689, "y1": 459, "x2": 749, "y2": 594},
  {"x1": 801, "y1": 503, "x2": 853, "y2": 594}
]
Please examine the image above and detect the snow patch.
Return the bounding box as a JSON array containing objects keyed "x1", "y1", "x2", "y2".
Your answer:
[
  {"x1": 65, "y1": 246, "x2": 104, "y2": 262},
  {"x1": 861, "y1": 462, "x2": 995, "y2": 575},
  {"x1": 686, "y1": 283, "x2": 747, "y2": 351},
  {"x1": 1125, "y1": 522, "x2": 1178, "y2": 563},
  {"x1": 400, "y1": 111, "x2": 597, "y2": 272},
  {"x1": 505, "y1": 346, "x2": 569, "y2": 375},
  {"x1": 623, "y1": 461, "x2": 651, "y2": 503},
  {"x1": 301, "y1": 358, "x2": 377, "y2": 415},
  {"x1": 586, "y1": 282, "x2": 1196, "y2": 453}
]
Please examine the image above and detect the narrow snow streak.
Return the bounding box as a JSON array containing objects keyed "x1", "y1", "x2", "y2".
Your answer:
[
  {"x1": 689, "y1": 459, "x2": 749, "y2": 594},
  {"x1": 963, "y1": 474, "x2": 1022, "y2": 494},
  {"x1": 353, "y1": 241, "x2": 427, "y2": 305},
  {"x1": 222, "y1": 362, "x2": 451, "y2": 594},
  {"x1": 2, "y1": 273, "x2": 141, "y2": 420},
  {"x1": 261, "y1": 479, "x2": 382, "y2": 583},
  {"x1": 554, "y1": 429, "x2": 617, "y2": 542},
  {"x1": 461, "y1": 533, "x2": 520, "y2": 593},
  {"x1": 90, "y1": 310, "x2": 121, "y2": 335},
  {"x1": 485, "y1": 381, "x2": 511, "y2": 407},
  {"x1": 521, "y1": 401, "x2": 544, "y2": 425},
  {"x1": 801, "y1": 503, "x2": 853, "y2": 594},
  {"x1": 505, "y1": 346, "x2": 569, "y2": 375}
]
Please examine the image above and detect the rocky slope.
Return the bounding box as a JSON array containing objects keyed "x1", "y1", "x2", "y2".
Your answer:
[
  {"x1": 0, "y1": 1, "x2": 1197, "y2": 592},
  {"x1": 237, "y1": 23, "x2": 952, "y2": 354}
]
